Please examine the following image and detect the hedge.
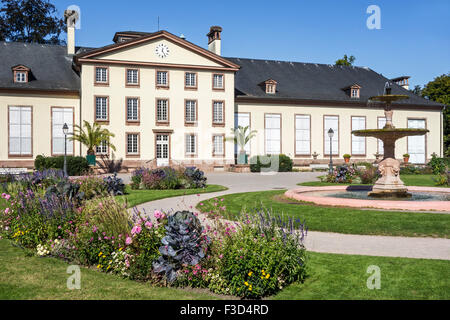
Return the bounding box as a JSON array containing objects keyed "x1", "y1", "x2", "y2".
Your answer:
[
  {"x1": 249, "y1": 154, "x2": 293, "y2": 172},
  {"x1": 35, "y1": 155, "x2": 90, "y2": 176}
]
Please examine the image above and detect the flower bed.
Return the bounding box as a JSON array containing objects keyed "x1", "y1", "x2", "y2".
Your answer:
[
  {"x1": 130, "y1": 166, "x2": 207, "y2": 190},
  {"x1": 0, "y1": 170, "x2": 307, "y2": 299}
]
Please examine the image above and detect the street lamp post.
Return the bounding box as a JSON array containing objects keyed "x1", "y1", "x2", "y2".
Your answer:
[
  {"x1": 63, "y1": 123, "x2": 69, "y2": 176},
  {"x1": 328, "y1": 128, "x2": 334, "y2": 175}
]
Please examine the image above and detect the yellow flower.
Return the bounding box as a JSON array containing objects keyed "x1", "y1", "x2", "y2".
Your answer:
[
  {"x1": 119, "y1": 248, "x2": 123, "y2": 251},
  {"x1": 266, "y1": 274, "x2": 270, "y2": 279},
  {"x1": 248, "y1": 271, "x2": 253, "y2": 276},
  {"x1": 248, "y1": 287, "x2": 252, "y2": 291},
  {"x1": 97, "y1": 264, "x2": 101, "y2": 269},
  {"x1": 261, "y1": 276, "x2": 264, "y2": 279},
  {"x1": 244, "y1": 281, "x2": 249, "y2": 286},
  {"x1": 98, "y1": 252, "x2": 103, "y2": 257}
]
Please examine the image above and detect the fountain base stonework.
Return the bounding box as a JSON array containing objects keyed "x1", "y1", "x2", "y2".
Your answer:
[{"x1": 368, "y1": 158, "x2": 411, "y2": 198}]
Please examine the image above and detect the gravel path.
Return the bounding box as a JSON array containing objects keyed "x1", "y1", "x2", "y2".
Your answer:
[{"x1": 132, "y1": 172, "x2": 450, "y2": 261}]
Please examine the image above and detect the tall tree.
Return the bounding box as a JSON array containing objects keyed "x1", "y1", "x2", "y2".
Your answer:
[
  {"x1": 335, "y1": 54, "x2": 356, "y2": 66},
  {"x1": 410, "y1": 85, "x2": 422, "y2": 96},
  {"x1": 0, "y1": 0, "x2": 65, "y2": 44},
  {"x1": 421, "y1": 73, "x2": 450, "y2": 156}
]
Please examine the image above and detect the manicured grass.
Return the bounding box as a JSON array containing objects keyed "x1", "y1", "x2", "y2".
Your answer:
[
  {"x1": 117, "y1": 184, "x2": 228, "y2": 208},
  {"x1": 298, "y1": 174, "x2": 445, "y2": 187},
  {"x1": 197, "y1": 190, "x2": 450, "y2": 238},
  {"x1": 274, "y1": 251, "x2": 450, "y2": 300},
  {"x1": 1, "y1": 239, "x2": 448, "y2": 300}
]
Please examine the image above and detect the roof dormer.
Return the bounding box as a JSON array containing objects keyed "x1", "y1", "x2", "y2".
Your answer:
[
  {"x1": 262, "y1": 79, "x2": 277, "y2": 94},
  {"x1": 12, "y1": 65, "x2": 31, "y2": 83},
  {"x1": 343, "y1": 83, "x2": 361, "y2": 98}
]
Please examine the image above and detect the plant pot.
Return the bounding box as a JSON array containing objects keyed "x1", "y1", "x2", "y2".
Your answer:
[
  {"x1": 403, "y1": 157, "x2": 409, "y2": 163},
  {"x1": 86, "y1": 154, "x2": 96, "y2": 166},
  {"x1": 237, "y1": 152, "x2": 247, "y2": 165},
  {"x1": 344, "y1": 158, "x2": 350, "y2": 164}
]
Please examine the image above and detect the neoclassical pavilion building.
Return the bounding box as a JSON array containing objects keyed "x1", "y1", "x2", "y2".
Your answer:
[{"x1": 0, "y1": 18, "x2": 445, "y2": 171}]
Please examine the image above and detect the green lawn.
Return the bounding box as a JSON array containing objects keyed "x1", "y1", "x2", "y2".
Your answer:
[
  {"x1": 117, "y1": 184, "x2": 228, "y2": 208},
  {"x1": 1, "y1": 239, "x2": 448, "y2": 300},
  {"x1": 197, "y1": 190, "x2": 450, "y2": 238},
  {"x1": 298, "y1": 174, "x2": 445, "y2": 187}
]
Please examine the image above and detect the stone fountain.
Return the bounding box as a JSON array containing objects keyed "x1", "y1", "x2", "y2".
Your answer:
[{"x1": 352, "y1": 82, "x2": 429, "y2": 198}]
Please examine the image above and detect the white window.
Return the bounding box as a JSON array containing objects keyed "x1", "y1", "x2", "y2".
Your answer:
[
  {"x1": 127, "y1": 69, "x2": 139, "y2": 85},
  {"x1": 15, "y1": 72, "x2": 27, "y2": 83},
  {"x1": 156, "y1": 71, "x2": 168, "y2": 86},
  {"x1": 8, "y1": 106, "x2": 32, "y2": 156},
  {"x1": 185, "y1": 100, "x2": 196, "y2": 123},
  {"x1": 351, "y1": 116, "x2": 366, "y2": 155},
  {"x1": 127, "y1": 134, "x2": 139, "y2": 154},
  {"x1": 295, "y1": 115, "x2": 311, "y2": 155},
  {"x1": 52, "y1": 108, "x2": 73, "y2": 155},
  {"x1": 127, "y1": 98, "x2": 139, "y2": 121},
  {"x1": 95, "y1": 97, "x2": 108, "y2": 121},
  {"x1": 324, "y1": 116, "x2": 339, "y2": 155},
  {"x1": 96, "y1": 140, "x2": 108, "y2": 155},
  {"x1": 186, "y1": 134, "x2": 196, "y2": 155},
  {"x1": 213, "y1": 101, "x2": 224, "y2": 124},
  {"x1": 213, "y1": 74, "x2": 224, "y2": 89},
  {"x1": 213, "y1": 135, "x2": 224, "y2": 156},
  {"x1": 185, "y1": 73, "x2": 196, "y2": 87},
  {"x1": 234, "y1": 113, "x2": 251, "y2": 154},
  {"x1": 95, "y1": 67, "x2": 108, "y2": 83},
  {"x1": 265, "y1": 114, "x2": 281, "y2": 154},
  {"x1": 378, "y1": 117, "x2": 386, "y2": 154},
  {"x1": 351, "y1": 88, "x2": 359, "y2": 98},
  {"x1": 156, "y1": 99, "x2": 168, "y2": 122},
  {"x1": 408, "y1": 119, "x2": 426, "y2": 164}
]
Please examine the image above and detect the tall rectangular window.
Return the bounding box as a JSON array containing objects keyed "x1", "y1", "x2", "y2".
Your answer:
[
  {"x1": 52, "y1": 107, "x2": 73, "y2": 155},
  {"x1": 95, "y1": 97, "x2": 108, "y2": 121},
  {"x1": 8, "y1": 106, "x2": 32, "y2": 156},
  {"x1": 156, "y1": 99, "x2": 169, "y2": 123},
  {"x1": 408, "y1": 119, "x2": 426, "y2": 164},
  {"x1": 295, "y1": 115, "x2": 310, "y2": 155},
  {"x1": 351, "y1": 116, "x2": 366, "y2": 155},
  {"x1": 126, "y1": 69, "x2": 139, "y2": 85},
  {"x1": 378, "y1": 117, "x2": 386, "y2": 154},
  {"x1": 265, "y1": 114, "x2": 281, "y2": 154},
  {"x1": 156, "y1": 71, "x2": 168, "y2": 87},
  {"x1": 126, "y1": 98, "x2": 139, "y2": 122},
  {"x1": 213, "y1": 135, "x2": 224, "y2": 156},
  {"x1": 185, "y1": 134, "x2": 196, "y2": 156},
  {"x1": 212, "y1": 101, "x2": 224, "y2": 125},
  {"x1": 96, "y1": 140, "x2": 108, "y2": 155},
  {"x1": 95, "y1": 67, "x2": 108, "y2": 83},
  {"x1": 324, "y1": 116, "x2": 339, "y2": 155},
  {"x1": 185, "y1": 100, "x2": 197, "y2": 123},
  {"x1": 126, "y1": 133, "x2": 139, "y2": 155},
  {"x1": 234, "y1": 113, "x2": 251, "y2": 155},
  {"x1": 213, "y1": 74, "x2": 224, "y2": 89},
  {"x1": 185, "y1": 72, "x2": 197, "y2": 88}
]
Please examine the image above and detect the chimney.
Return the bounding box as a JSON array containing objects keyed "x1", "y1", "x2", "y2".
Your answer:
[
  {"x1": 207, "y1": 26, "x2": 222, "y2": 56},
  {"x1": 390, "y1": 76, "x2": 410, "y2": 90},
  {"x1": 64, "y1": 10, "x2": 79, "y2": 55}
]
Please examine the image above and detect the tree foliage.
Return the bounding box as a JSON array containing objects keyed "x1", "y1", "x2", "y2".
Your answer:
[
  {"x1": 335, "y1": 54, "x2": 356, "y2": 66},
  {"x1": 0, "y1": 0, "x2": 65, "y2": 44}
]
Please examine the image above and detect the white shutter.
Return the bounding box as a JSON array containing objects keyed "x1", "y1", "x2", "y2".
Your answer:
[
  {"x1": 351, "y1": 117, "x2": 366, "y2": 155},
  {"x1": 295, "y1": 115, "x2": 310, "y2": 155},
  {"x1": 52, "y1": 108, "x2": 73, "y2": 155},
  {"x1": 324, "y1": 116, "x2": 339, "y2": 155},
  {"x1": 9, "y1": 106, "x2": 32, "y2": 155},
  {"x1": 234, "y1": 113, "x2": 251, "y2": 154},
  {"x1": 265, "y1": 114, "x2": 281, "y2": 154},
  {"x1": 408, "y1": 119, "x2": 426, "y2": 164}
]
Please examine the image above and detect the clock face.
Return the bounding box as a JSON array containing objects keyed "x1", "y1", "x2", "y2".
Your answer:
[{"x1": 155, "y1": 43, "x2": 169, "y2": 58}]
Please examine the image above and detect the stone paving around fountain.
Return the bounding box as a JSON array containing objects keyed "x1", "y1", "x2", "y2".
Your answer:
[{"x1": 129, "y1": 172, "x2": 450, "y2": 261}]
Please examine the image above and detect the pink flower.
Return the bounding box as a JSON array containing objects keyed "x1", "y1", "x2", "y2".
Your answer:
[
  {"x1": 4, "y1": 208, "x2": 9, "y2": 214},
  {"x1": 145, "y1": 221, "x2": 153, "y2": 229},
  {"x1": 98, "y1": 202, "x2": 103, "y2": 209},
  {"x1": 193, "y1": 270, "x2": 198, "y2": 275},
  {"x1": 125, "y1": 237, "x2": 132, "y2": 245},
  {"x1": 200, "y1": 203, "x2": 204, "y2": 206},
  {"x1": 131, "y1": 225, "x2": 142, "y2": 235},
  {"x1": 92, "y1": 226, "x2": 98, "y2": 233},
  {"x1": 154, "y1": 210, "x2": 163, "y2": 219}
]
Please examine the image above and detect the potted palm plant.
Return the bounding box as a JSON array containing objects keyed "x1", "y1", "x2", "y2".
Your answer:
[
  {"x1": 227, "y1": 125, "x2": 257, "y2": 165},
  {"x1": 70, "y1": 121, "x2": 116, "y2": 165}
]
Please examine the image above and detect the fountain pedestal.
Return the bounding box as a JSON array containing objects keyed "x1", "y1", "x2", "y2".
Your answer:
[{"x1": 369, "y1": 157, "x2": 411, "y2": 198}]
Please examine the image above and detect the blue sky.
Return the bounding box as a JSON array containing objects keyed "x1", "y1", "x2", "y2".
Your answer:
[{"x1": 55, "y1": 0, "x2": 449, "y2": 88}]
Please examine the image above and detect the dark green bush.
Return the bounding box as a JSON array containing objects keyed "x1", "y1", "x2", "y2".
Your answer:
[
  {"x1": 34, "y1": 155, "x2": 90, "y2": 176},
  {"x1": 250, "y1": 154, "x2": 293, "y2": 172},
  {"x1": 427, "y1": 154, "x2": 450, "y2": 175}
]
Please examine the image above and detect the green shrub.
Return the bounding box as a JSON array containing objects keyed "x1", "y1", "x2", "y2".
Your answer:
[
  {"x1": 76, "y1": 176, "x2": 108, "y2": 199},
  {"x1": 249, "y1": 154, "x2": 293, "y2": 172},
  {"x1": 358, "y1": 166, "x2": 380, "y2": 184},
  {"x1": 400, "y1": 165, "x2": 433, "y2": 175},
  {"x1": 427, "y1": 154, "x2": 450, "y2": 175},
  {"x1": 35, "y1": 155, "x2": 90, "y2": 176}
]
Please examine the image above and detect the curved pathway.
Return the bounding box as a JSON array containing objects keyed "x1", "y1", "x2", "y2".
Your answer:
[{"x1": 133, "y1": 172, "x2": 450, "y2": 261}]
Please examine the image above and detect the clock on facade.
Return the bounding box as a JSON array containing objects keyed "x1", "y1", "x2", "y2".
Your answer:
[{"x1": 155, "y1": 43, "x2": 170, "y2": 58}]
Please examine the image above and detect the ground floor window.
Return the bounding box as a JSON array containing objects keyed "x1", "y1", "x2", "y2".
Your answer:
[
  {"x1": 351, "y1": 116, "x2": 366, "y2": 155},
  {"x1": 408, "y1": 119, "x2": 426, "y2": 163},
  {"x1": 324, "y1": 115, "x2": 339, "y2": 155},
  {"x1": 295, "y1": 114, "x2": 310, "y2": 155},
  {"x1": 265, "y1": 114, "x2": 281, "y2": 154},
  {"x1": 126, "y1": 133, "x2": 139, "y2": 155},
  {"x1": 9, "y1": 106, "x2": 32, "y2": 156},
  {"x1": 96, "y1": 140, "x2": 108, "y2": 155},
  {"x1": 212, "y1": 135, "x2": 225, "y2": 156},
  {"x1": 234, "y1": 113, "x2": 251, "y2": 155},
  {"x1": 377, "y1": 117, "x2": 386, "y2": 155},
  {"x1": 52, "y1": 107, "x2": 73, "y2": 155},
  {"x1": 185, "y1": 134, "x2": 197, "y2": 156}
]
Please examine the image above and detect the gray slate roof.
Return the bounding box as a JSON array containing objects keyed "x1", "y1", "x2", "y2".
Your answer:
[
  {"x1": 0, "y1": 41, "x2": 80, "y2": 92},
  {"x1": 227, "y1": 57, "x2": 443, "y2": 107}
]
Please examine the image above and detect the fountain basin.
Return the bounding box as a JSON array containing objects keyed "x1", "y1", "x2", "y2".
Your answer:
[
  {"x1": 285, "y1": 186, "x2": 450, "y2": 212},
  {"x1": 352, "y1": 128, "x2": 429, "y2": 140}
]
